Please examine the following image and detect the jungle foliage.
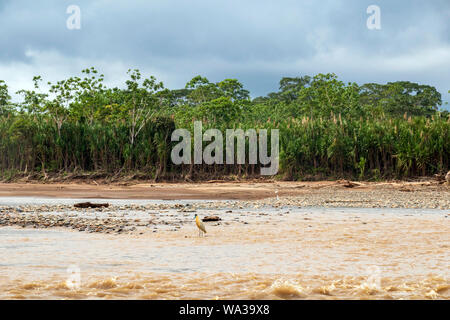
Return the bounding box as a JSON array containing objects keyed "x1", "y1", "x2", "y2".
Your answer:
[{"x1": 0, "y1": 68, "x2": 448, "y2": 181}]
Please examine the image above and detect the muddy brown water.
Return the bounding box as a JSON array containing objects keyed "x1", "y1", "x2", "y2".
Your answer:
[{"x1": 0, "y1": 198, "x2": 449, "y2": 300}]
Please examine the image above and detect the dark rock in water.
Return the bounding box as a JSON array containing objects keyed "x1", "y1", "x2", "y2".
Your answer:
[
  {"x1": 203, "y1": 215, "x2": 221, "y2": 222},
  {"x1": 74, "y1": 202, "x2": 109, "y2": 209}
]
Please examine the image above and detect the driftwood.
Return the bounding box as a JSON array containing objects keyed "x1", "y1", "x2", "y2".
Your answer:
[
  {"x1": 74, "y1": 202, "x2": 109, "y2": 209},
  {"x1": 342, "y1": 180, "x2": 361, "y2": 188},
  {"x1": 202, "y1": 215, "x2": 221, "y2": 222}
]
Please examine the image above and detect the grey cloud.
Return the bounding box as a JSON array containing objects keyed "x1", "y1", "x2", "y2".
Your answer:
[{"x1": 0, "y1": 0, "x2": 449, "y2": 105}]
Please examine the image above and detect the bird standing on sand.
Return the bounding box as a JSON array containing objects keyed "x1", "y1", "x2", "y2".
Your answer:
[{"x1": 194, "y1": 214, "x2": 207, "y2": 237}]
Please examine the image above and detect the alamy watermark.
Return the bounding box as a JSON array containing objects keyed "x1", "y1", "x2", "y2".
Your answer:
[
  {"x1": 66, "y1": 264, "x2": 81, "y2": 289},
  {"x1": 171, "y1": 121, "x2": 280, "y2": 175},
  {"x1": 65, "y1": 5, "x2": 380, "y2": 31},
  {"x1": 360, "y1": 265, "x2": 382, "y2": 291},
  {"x1": 66, "y1": 5, "x2": 81, "y2": 30},
  {"x1": 367, "y1": 5, "x2": 381, "y2": 30}
]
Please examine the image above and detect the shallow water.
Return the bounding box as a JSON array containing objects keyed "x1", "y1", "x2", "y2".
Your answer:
[
  {"x1": 0, "y1": 197, "x2": 212, "y2": 207},
  {"x1": 0, "y1": 198, "x2": 449, "y2": 300}
]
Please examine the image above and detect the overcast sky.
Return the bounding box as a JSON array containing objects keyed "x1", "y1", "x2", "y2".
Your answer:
[{"x1": 0, "y1": 0, "x2": 449, "y2": 107}]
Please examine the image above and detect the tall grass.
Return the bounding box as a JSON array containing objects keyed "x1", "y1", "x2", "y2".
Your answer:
[
  {"x1": 279, "y1": 115, "x2": 449, "y2": 179},
  {"x1": 0, "y1": 115, "x2": 175, "y2": 179},
  {"x1": 1, "y1": 112, "x2": 448, "y2": 180}
]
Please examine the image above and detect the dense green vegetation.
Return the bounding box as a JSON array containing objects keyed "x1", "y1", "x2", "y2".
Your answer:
[{"x1": 0, "y1": 69, "x2": 449, "y2": 181}]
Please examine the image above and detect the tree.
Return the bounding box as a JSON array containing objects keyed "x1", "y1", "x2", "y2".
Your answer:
[
  {"x1": 16, "y1": 76, "x2": 48, "y2": 115},
  {"x1": 156, "y1": 88, "x2": 191, "y2": 108},
  {"x1": 360, "y1": 81, "x2": 442, "y2": 116},
  {"x1": 278, "y1": 76, "x2": 311, "y2": 103},
  {"x1": 0, "y1": 80, "x2": 13, "y2": 116},
  {"x1": 296, "y1": 73, "x2": 361, "y2": 118},
  {"x1": 217, "y1": 79, "x2": 250, "y2": 102},
  {"x1": 199, "y1": 97, "x2": 242, "y2": 126},
  {"x1": 257, "y1": 76, "x2": 312, "y2": 104},
  {"x1": 185, "y1": 76, "x2": 221, "y2": 105},
  {"x1": 124, "y1": 69, "x2": 164, "y2": 148},
  {"x1": 70, "y1": 67, "x2": 106, "y2": 123},
  {"x1": 47, "y1": 77, "x2": 78, "y2": 137}
]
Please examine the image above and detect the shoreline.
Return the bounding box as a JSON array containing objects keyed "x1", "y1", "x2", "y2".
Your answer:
[{"x1": 0, "y1": 180, "x2": 448, "y2": 235}]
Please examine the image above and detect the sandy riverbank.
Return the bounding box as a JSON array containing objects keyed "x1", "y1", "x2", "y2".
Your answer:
[{"x1": 0, "y1": 180, "x2": 449, "y2": 203}]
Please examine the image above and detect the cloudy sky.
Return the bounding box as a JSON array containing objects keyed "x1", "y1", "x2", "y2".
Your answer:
[{"x1": 0, "y1": 0, "x2": 449, "y2": 107}]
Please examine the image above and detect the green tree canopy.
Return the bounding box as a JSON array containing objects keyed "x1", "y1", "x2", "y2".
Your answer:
[{"x1": 360, "y1": 81, "x2": 442, "y2": 116}]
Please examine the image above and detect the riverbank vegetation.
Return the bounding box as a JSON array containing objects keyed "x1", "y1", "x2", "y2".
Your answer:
[{"x1": 0, "y1": 69, "x2": 449, "y2": 181}]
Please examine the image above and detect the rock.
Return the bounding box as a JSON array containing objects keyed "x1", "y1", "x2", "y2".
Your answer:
[{"x1": 446, "y1": 171, "x2": 450, "y2": 185}]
